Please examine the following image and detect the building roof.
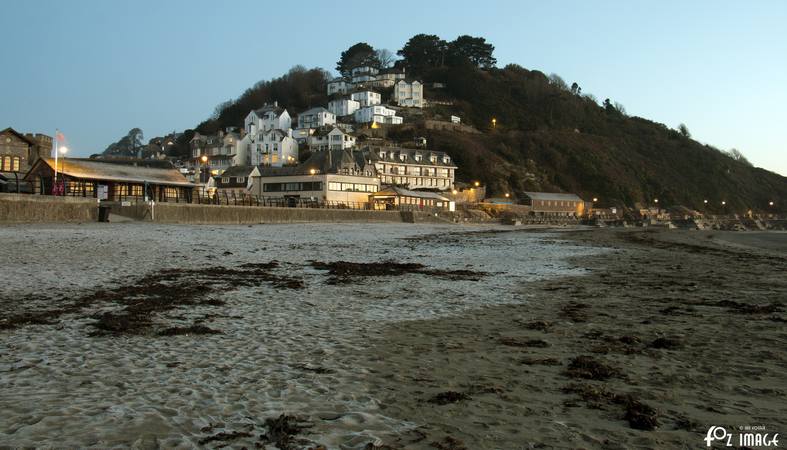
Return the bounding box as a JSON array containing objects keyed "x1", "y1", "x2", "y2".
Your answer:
[
  {"x1": 24, "y1": 158, "x2": 194, "y2": 187},
  {"x1": 219, "y1": 165, "x2": 255, "y2": 178},
  {"x1": 299, "y1": 107, "x2": 332, "y2": 116},
  {"x1": 523, "y1": 192, "x2": 584, "y2": 202},
  {"x1": 1, "y1": 127, "x2": 38, "y2": 146},
  {"x1": 365, "y1": 146, "x2": 457, "y2": 168},
  {"x1": 371, "y1": 186, "x2": 450, "y2": 201},
  {"x1": 254, "y1": 102, "x2": 284, "y2": 116}
]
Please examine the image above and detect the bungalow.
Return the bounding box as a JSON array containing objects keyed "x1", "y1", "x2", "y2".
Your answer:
[
  {"x1": 522, "y1": 192, "x2": 585, "y2": 216},
  {"x1": 24, "y1": 157, "x2": 194, "y2": 202},
  {"x1": 297, "y1": 107, "x2": 336, "y2": 129}
]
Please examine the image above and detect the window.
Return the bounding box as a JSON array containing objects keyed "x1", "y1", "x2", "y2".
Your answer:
[
  {"x1": 263, "y1": 183, "x2": 282, "y2": 192},
  {"x1": 1, "y1": 156, "x2": 10, "y2": 171},
  {"x1": 131, "y1": 185, "x2": 143, "y2": 196},
  {"x1": 222, "y1": 177, "x2": 230, "y2": 183},
  {"x1": 237, "y1": 177, "x2": 245, "y2": 184}
]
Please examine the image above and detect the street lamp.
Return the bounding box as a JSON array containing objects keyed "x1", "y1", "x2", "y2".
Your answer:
[
  {"x1": 654, "y1": 198, "x2": 659, "y2": 204},
  {"x1": 452, "y1": 189, "x2": 458, "y2": 195},
  {"x1": 474, "y1": 181, "x2": 480, "y2": 187},
  {"x1": 309, "y1": 169, "x2": 316, "y2": 175},
  {"x1": 592, "y1": 197, "x2": 598, "y2": 202},
  {"x1": 491, "y1": 118, "x2": 497, "y2": 129},
  {"x1": 769, "y1": 201, "x2": 774, "y2": 207},
  {"x1": 505, "y1": 193, "x2": 510, "y2": 198},
  {"x1": 721, "y1": 201, "x2": 726, "y2": 206},
  {"x1": 200, "y1": 155, "x2": 208, "y2": 184}
]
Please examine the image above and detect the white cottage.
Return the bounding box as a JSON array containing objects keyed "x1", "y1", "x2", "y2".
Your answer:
[
  {"x1": 244, "y1": 102, "x2": 292, "y2": 135},
  {"x1": 297, "y1": 107, "x2": 336, "y2": 129},
  {"x1": 354, "y1": 105, "x2": 403, "y2": 125},
  {"x1": 350, "y1": 91, "x2": 381, "y2": 107},
  {"x1": 328, "y1": 98, "x2": 361, "y2": 117},
  {"x1": 394, "y1": 80, "x2": 424, "y2": 108},
  {"x1": 308, "y1": 127, "x2": 357, "y2": 151}
]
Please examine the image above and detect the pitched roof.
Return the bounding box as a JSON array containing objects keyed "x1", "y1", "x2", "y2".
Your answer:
[
  {"x1": 1, "y1": 127, "x2": 37, "y2": 146},
  {"x1": 219, "y1": 165, "x2": 255, "y2": 178},
  {"x1": 299, "y1": 107, "x2": 331, "y2": 116},
  {"x1": 254, "y1": 103, "x2": 284, "y2": 116},
  {"x1": 523, "y1": 192, "x2": 584, "y2": 202},
  {"x1": 365, "y1": 146, "x2": 457, "y2": 168},
  {"x1": 371, "y1": 186, "x2": 450, "y2": 201},
  {"x1": 24, "y1": 158, "x2": 194, "y2": 187}
]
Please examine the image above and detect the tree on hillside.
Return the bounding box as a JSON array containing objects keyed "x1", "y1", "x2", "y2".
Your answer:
[
  {"x1": 376, "y1": 49, "x2": 396, "y2": 68},
  {"x1": 397, "y1": 34, "x2": 448, "y2": 74},
  {"x1": 336, "y1": 43, "x2": 380, "y2": 77},
  {"x1": 549, "y1": 74, "x2": 568, "y2": 91},
  {"x1": 570, "y1": 82, "x2": 581, "y2": 95},
  {"x1": 447, "y1": 35, "x2": 497, "y2": 68},
  {"x1": 678, "y1": 123, "x2": 691, "y2": 138},
  {"x1": 727, "y1": 148, "x2": 752, "y2": 166},
  {"x1": 103, "y1": 128, "x2": 145, "y2": 156}
]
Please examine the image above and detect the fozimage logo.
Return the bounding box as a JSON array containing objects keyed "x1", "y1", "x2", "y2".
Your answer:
[{"x1": 705, "y1": 425, "x2": 779, "y2": 447}]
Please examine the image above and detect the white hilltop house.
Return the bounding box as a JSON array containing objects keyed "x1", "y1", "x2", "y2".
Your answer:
[
  {"x1": 297, "y1": 107, "x2": 336, "y2": 129},
  {"x1": 350, "y1": 91, "x2": 381, "y2": 107},
  {"x1": 394, "y1": 80, "x2": 424, "y2": 108},
  {"x1": 308, "y1": 127, "x2": 357, "y2": 151},
  {"x1": 350, "y1": 66, "x2": 379, "y2": 84},
  {"x1": 354, "y1": 105, "x2": 403, "y2": 125},
  {"x1": 327, "y1": 78, "x2": 350, "y2": 96},
  {"x1": 328, "y1": 98, "x2": 361, "y2": 117},
  {"x1": 244, "y1": 102, "x2": 291, "y2": 135}
]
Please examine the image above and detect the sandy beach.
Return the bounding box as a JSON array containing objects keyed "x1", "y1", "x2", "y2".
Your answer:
[{"x1": 0, "y1": 224, "x2": 785, "y2": 449}]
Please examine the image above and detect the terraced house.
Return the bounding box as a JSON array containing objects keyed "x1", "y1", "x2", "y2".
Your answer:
[{"x1": 365, "y1": 146, "x2": 456, "y2": 190}]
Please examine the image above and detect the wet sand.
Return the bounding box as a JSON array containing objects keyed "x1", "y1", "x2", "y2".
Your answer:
[
  {"x1": 1, "y1": 225, "x2": 785, "y2": 448},
  {"x1": 363, "y1": 228, "x2": 787, "y2": 449}
]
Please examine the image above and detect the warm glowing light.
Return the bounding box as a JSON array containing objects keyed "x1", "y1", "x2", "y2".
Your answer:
[
  {"x1": 592, "y1": 197, "x2": 598, "y2": 202},
  {"x1": 200, "y1": 155, "x2": 208, "y2": 163},
  {"x1": 769, "y1": 201, "x2": 775, "y2": 206},
  {"x1": 59, "y1": 146, "x2": 68, "y2": 155},
  {"x1": 703, "y1": 199, "x2": 708, "y2": 204},
  {"x1": 310, "y1": 169, "x2": 316, "y2": 175},
  {"x1": 505, "y1": 193, "x2": 510, "y2": 198},
  {"x1": 452, "y1": 190, "x2": 458, "y2": 195},
  {"x1": 654, "y1": 199, "x2": 659, "y2": 204},
  {"x1": 721, "y1": 201, "x2": 726, "y2": 206},
  {"x1": 474, "y1": 181, "x2": 480, "y2": 187}
]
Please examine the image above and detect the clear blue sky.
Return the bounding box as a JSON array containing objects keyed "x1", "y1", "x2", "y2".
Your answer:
[{"x1": 1, "y1": 0, "x2": 785, "y2": 175}]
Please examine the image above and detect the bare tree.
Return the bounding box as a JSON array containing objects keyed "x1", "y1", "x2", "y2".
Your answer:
[
  {"x1": 614, "y1": 101, "x2": 627, "y2": 116},
  {"x1": 727, "y1": 148, "x2": 752, "y2": 166},
  {"x1": 376, "y1": 49, "x2": 395, "y2": 68},
  {"x1": 548, "y1": 73, "x2": 568, "y2": 91}
]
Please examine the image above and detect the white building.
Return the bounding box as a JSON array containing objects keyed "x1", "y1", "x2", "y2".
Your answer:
[
  {"x1": 308, "y1": 127, "x2": 357, "y2": 151},
  {"x1": 327, "y1": 78, "x2": 350, "y2": 96},
  {"x1": 250, "y1": 129, "x2": 299, "y2": 167},
  {"x1": 297, "y1": 107, "x2": 336, "y2": 129},
  {"x1": 373, "y1": 67, "x2": 406, "y2": 88},
  {"x1": 354, "y1": 105, "x2": 403, "y2": 125},
  {"x1": 366, "y1": 146, "x2": 456, "y2": 190},
  {"x1": 328, "y1": 98, "x2": 361, "y2": 117},
  {"x1": 350, "y1": 66, "x2": 379, "y2": 84},
  {"x1": 244, "y1": 102, "x2": 291, "y2": 135},
  {"x1": 249, "y1": 148, "x2": 379, "y2": 206},
  {"x1": 350, "y1": 91, "x2": 381, "y2": 107},
  {"x1": 394, "y1": 80, "x2": 424, "y2": 108}
]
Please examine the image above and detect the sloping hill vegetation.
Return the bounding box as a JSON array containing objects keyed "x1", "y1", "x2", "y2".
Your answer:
[{"x1": 185, "y1": 34, "x2": 786, "y2": 213}]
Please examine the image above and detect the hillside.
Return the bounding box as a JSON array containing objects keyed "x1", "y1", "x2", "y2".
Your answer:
[{"x1": 192, "y1": 41, "x2": 786, "y2": 214}]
